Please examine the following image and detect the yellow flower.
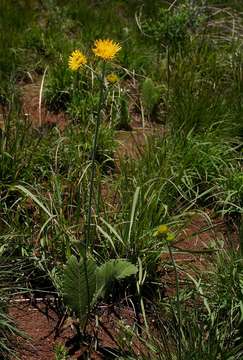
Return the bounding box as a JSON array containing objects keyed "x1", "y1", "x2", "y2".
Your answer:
[
  {"x1": 92, "y1": 39, "x2": 121, "y2": 61},
  {"x1": 166, "y1": 232, "x2": 175, "y2": 242},
  {"x1": 68, "y1": 50, "x2": 87, "y2": 71},
  {"x1": 153, "y1": 224, "x2": 169, "y2": 237},
  {"x1": 106, "y1": 73, "x2": 119, "y2": 84},
  {"x1": 158, "y1": 224, "x2": 169, "y2": 234}
]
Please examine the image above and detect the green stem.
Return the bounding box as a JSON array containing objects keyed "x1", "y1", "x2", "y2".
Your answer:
[
  {"x1": 86, "y1": 61, "x2": 106, "y2": 250},
  {"x1": 83, "y1": 62, "x2": 106, "y2": 332},
  {"x1": 168, "y1": 245, "x2": 182, "y2": 360},
  {"x1": 166, "y1": 44, "x2": 170, "y2": 129}
]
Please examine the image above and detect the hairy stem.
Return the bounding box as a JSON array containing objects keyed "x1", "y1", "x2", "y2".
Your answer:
[
  {"x1": 86, "y1": 62, "x2": 106, "y2": 250},
  {"x1": 83, "y1": 62, "x2": 106, "y2": 331}
]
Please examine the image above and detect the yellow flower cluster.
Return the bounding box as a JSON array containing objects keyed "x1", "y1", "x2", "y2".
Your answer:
[
  {"x1": 154, "y1": 224, "x2": 175, "y2": 242},
  {"x1": 68, "y1": 39, "x2": 122, "y2": 71}
]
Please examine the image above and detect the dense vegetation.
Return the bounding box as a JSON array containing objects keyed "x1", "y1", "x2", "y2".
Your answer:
[{"x1": 0, "y1": 0, "x2": 243, "y2": 358}]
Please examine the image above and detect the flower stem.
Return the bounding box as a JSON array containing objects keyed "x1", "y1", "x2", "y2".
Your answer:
[
  {"x1": 82, "y1": 62, "x2": 106, "y2": 333},
  {"x1": 86, "y1": 61, "x2": 106, "y2": 250},
  {"x1": 168, "y1": 244, "x2": 182, "y2": 360}
]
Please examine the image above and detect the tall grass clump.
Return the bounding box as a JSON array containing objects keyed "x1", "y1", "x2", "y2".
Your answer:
[
  {"x1": 0, "y1": 254, "x2": 31, "y2": 359},
  {"x1": 163, "y1": 244, "x2": 243, "y2": 359},
  {"x1": 112, "y1": 230, "x2": 243, "y2": 359},
  {"x1": 167, "y1": 42, "x2": 243, "y2": 137},
  {"x1": 139, "y1": 1, "x2": 243, "y2": 137},
  {"x1": 0, "y1": 0, "x2": 36, "y2": 93},
  {"x1": 96, "y1": 129, "x2": 242, "y2": 276}
]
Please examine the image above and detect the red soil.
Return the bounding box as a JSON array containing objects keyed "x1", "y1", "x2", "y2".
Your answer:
[{"x1": 21, "y1": 80, "x2": 68, "y2": 130}]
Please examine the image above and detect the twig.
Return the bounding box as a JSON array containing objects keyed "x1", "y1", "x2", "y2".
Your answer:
[{"x1": 38, "y1": 66, "x2": 48, "y2": 127}]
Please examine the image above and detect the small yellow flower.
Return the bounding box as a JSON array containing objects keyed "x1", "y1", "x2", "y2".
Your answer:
[
  {"x1": 68, "y1": 50, "x2": 87, "y2": 71},
  {"x1": 92, "y1": 39, "x2": 121, "y2": 61},
  {"x1": 106, "y1": 73, "x2": 119, "y2": 84},
  {"x1": 166, "y1": 232, "x2": 175, "y2": 242},
  {"x1": 153, "y1": 224, "x2": 169, "y2": 237},
  {"x1": 158, "y1": 224, "x2": 169, "y2": 234}
]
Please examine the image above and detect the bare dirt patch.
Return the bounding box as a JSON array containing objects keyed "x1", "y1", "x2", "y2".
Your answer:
[
  {"x1": 115, "y1": 125, "x2": 163, "y2": 161},
  {"x1": 10, "y1": 301, "x2": 68, "y2": 360},
  {"x1": 21, "y1": 80, "x2": 68, "y2": 130},
  {"x1": 9, "y1": 300, "x2": 143, "y2": 360},
  {"x1": 159, "y1": 212, "x2": 239, "y2": 296}
]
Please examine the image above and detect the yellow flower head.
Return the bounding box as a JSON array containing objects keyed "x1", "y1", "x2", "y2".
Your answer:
[
  {"x1": 92, "y1": 39, "x2": 121, "y2": 61},
  {"x1": 158, "y1": 224, "x2": 169, "y2": 234},
  {"x1": 68, "y1": 50, "x2": 87, "y2": 71},
  {"x1": 106, "y1": 73, "x2": 119, "y2": 84},
  {"x1": 153, "y1": 224, "x2": 169, "y2": 237}
]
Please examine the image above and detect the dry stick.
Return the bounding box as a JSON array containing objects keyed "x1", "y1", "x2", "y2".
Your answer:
[
  {"x1": 168, "y1": 0, "x2": 178, "y2": 11},
  {"x1": 140, "y1": 99, "x2": 145, "y2": 129},
  {"x1": 38, "y1": 66, "x2": 48, "y2": 127},
  {"x1": 9, "y1": 297, "x2": 56, "y2": 303}
]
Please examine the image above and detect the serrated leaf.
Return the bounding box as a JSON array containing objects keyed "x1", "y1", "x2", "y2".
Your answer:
[{"x1": 62, "y1": 255, "x2": 97, "y2": 324}]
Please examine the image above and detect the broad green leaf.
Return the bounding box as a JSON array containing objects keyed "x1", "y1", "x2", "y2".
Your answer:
[
  {"x1": 96, "y1": 259, "x2": 137, "y2": 298},
  {"x1": 62, "y1": 255, "x2": 97, "y2": 324}
]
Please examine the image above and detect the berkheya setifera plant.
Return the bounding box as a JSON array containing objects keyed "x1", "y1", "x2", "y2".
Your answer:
[{"x1": 62, "y1": 39, "x2": 137, "y2": 332}]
